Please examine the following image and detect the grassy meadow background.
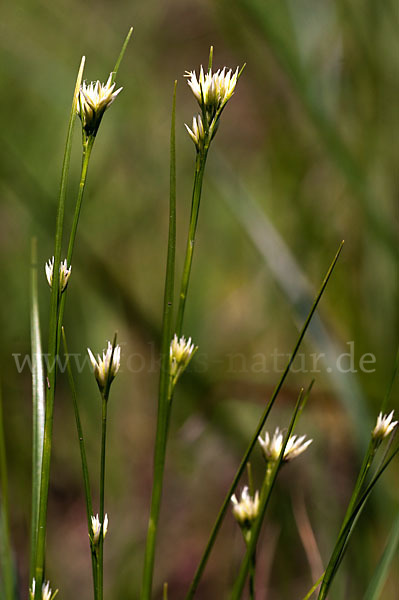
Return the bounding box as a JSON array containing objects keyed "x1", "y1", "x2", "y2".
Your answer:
[{"x1": 1, "y1": 0, "x2": 398, "y2": 598}]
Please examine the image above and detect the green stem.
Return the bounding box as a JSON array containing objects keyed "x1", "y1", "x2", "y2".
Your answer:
[
  {"x1": 248, "y1": 552, "x2": 256, "y2": 600},
  {"x1": 97, "y1": 394, "x2": 108, "y2": 600},
  {"x1": 175, "y1": 148, "x2": 208, "y2": 337},
  {"x1": 0, "y1": 382, "x2": 14, "y2": 600},
  {"x1": 34, "y1": 57, "x2": 85, "y2": 597},
  {"x1": 141, "y1": 82, "x2": 177, "y2": 600},
  {"x1": 55, "y1": 135, "x2": 94, "y2": 361},
  {"x1": 61, "y1": 328, "x2": 97, "y2": 597},
  {"x1": 185, "y1": 242, "x2": 343, "y2": 600}
]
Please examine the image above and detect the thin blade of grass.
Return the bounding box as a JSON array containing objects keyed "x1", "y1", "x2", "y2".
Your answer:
[
  {"x1": 0, "y1": 382, "x2": 15, "y2": 600},
  {"x1": 318, "y1": 444, "x2": 399, "y2": 599},
  {"x1": 363, "y1": 509, "x2": 399, "y2": 600},
  {"x1": 141, "y1": 81, "x2": 177, "y2": 600},
  {"x1": 185, "y1": 242, "x2": 343, "y2": 599},
  {"x1": 61, "y1": 327, "x2": 96, "y2": 592},
  {"x1": 231, "y1": 389, "x2": 305, "y2": 598},
  {"x1": 111, "y1": 27, "x2": 134, "y2": 83},
  {"x1": 29, "y1": 238, "x2": 45, "y2": 582}
]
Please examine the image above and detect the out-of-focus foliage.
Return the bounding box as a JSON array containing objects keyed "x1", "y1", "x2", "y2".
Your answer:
[{"x1": 0, "y1": 0, "x2": 397, "y2": 598}]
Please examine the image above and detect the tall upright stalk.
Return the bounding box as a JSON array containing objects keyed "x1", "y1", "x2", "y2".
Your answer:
[
  {"x1": 175, "y1": 149, "x2": 208, "y2": 337},
  {"x1": 34, "y1": 57, "x2": 85, "y2": 597},
  {"x1": 62, "y1": 328, "x2": 96, "y2": 596},
  {"x1": 97, "y1": 392, "x2": 108, "y2": 600},
  {"x1": 141, "y1": 82, "x2": 177, "y2": 600}
]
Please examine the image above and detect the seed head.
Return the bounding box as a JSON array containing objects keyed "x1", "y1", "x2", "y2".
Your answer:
[
  {"x1": 231, "y1": 486, "x2": 260, "y2": 529},
  {"x1": 372, "y1": 411, "x2": 398, "y2": 443},
  {"x1": 45, "y1": 257, "x2": 71, "y2": 293},
  {"x1": 30, "y1": 579, "x2": 58, "y2": 600},
  {"x1": 258, "y1": 427, "x2": 312, "y2": 463},
  {"x1": 77, "y1": 73, "x2": 122, "y2": 137},
  {"x1": 185, "y1": 65, "x2": 239, "y2": 118},
  {"x1": 169, "y1": 334, "x2": 197, "y2": 384},
  {"x1": 91, "y1": 513, "x2": 108, "y2": 545},
  {"x1": 88, "y1": 341, "x2": 121, "y2": 393}
]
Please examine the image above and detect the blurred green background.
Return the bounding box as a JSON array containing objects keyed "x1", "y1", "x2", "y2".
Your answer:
[{"x1": 1, "y1": 0, "x2": 398, "y2": 598}]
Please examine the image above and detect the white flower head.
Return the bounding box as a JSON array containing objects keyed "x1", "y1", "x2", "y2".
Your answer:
[
  {"x1": 258, "y1": 427, "x2": 312, "y2": 463},
  {"x1": 29, "y1": 579, "x2": 36, "y2": 600},
  {"x1": 45, "y1": 256, "x2": 72, "y2": 293},
  {"x1": 185, "y1": 65, "x2": 239, "y2": 118},
  {"x1": 372, "y1": 411, "x2": 398, "y2": 442},
  {"x1": 169, "y1": 334, "x2": 197, "y2": 384},
  {"x1": 30, "y1": 578, "x2": 58, "y2": 600},
  {"x1": 91, "y1": 513, "x2": 108, "y2": 545},
  {"x1": 185, "y1": 114, "x2": 205, "y2": 150},
  {"x1": 88, "y1": 340, "x2": 121, "y2": 392},
  {"x1": 77, "y1": 73, "x2": 122, "y2": 137},
  {"x1": 231, "y1": 486, "x2": 260, "y2": 528}
]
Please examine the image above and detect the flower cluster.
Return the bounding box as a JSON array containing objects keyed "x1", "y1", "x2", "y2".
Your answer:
[
  {"x1": 372, "y1": 411, "x2": 398, "y2": 444},
  {"x1": 231, "y1": 486, "x2": 260, "y2": 529},
  {"x1": 258, "y1": 427, "x2": 312, "y2": 463},
  {"x1": 77, "y1": 73, "x2": 122, "y2": 138},
  {"x1": 91, "y1": 513, "x2": 108, "y2": 545},
  {"x1": 45, "y1": 257, "x2": 71, "y2": 293},
  {"x1": 88, "y1": 340, "x2": 121, "y2": 393},
  {"x1": 185, "y1": 62, "x2": 240, "y2": 150},
  {"x1": 169, "y1": 334, "x2": 197, "y2": 386},
  {"x1": 30, "y1": 579, "x2": 58, "y2": 600}
]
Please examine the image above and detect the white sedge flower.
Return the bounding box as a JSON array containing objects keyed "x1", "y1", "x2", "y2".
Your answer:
[
  {"x1": 231, "y1": 486, "x2": 260, "y2": 528},
  {"x1": 185, "y1": 114, "x2": 205, "y2": 150},
  {"x1": 91, "y1": 513, "x2": 108, "y2": 545},
  {"x1": 258, "y1": 427, "x2": 312, "y2": 463},
  {"x1": 169, "y1": 334, "x2": 197, "y2": 384},
  {"x1": 372, "y1": 411, "x2": 398, "y2": 442},
  {"x1": 185, "y1": 65, "x2": 239, "y2": 116},
  {"x1": 45, "y1": 257, "x2": 71, "y2": 293},
  {"x1": 88, "y1": 341, "x2": 121, "y2": 392},
  {"x1": 77, "y1": 73, "x2": 122, "y2": 137},
  {"x1": 30, "y1": 579, "x2": 58, "y2": 600}
]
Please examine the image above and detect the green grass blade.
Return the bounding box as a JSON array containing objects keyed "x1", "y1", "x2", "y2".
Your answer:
[
  {"x1": 185, "y1": 242, "x2": 343, "y2": 599},
  {"x1": 141, "y1": 81, "x2": 177, "y2": 600},
  {"x1": 231, "y1": 389, "x2": 305, "y2": 598},
  {"x1": 380, "y1": 346, "x2": 399, "y2": 414},
  {"x1": 61, "y1": 327, "x2": 96, "y2": 594},
  {"x1": 363, "y1": 509, "x2": 399, "y2": 600},
  {"x1": 29, "y1": 238, "x2": 45, "y2": 582},
  {"x1": 34, "y1": 55, "x2": 85, "y2": 596},
  {"x1": 0, "y1": 382, "x2": 16, "y2": 600},
  {"x1": 111, "y1": 26, "x2": 134, "y2": 83},
  {"x1": 318, "y1": 444, "x2": 399, "y2": 599}
]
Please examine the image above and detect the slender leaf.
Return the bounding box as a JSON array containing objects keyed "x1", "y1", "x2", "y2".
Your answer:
[
  {"x1": 111, "y1": 27, "x2": 134, "y2": 83},
  {"x1": 29, "y1": 237, "x2": 45, "y2": 582},
  {"x1": 364, "y1": 509, "x2": 399, "y2": 600}
]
